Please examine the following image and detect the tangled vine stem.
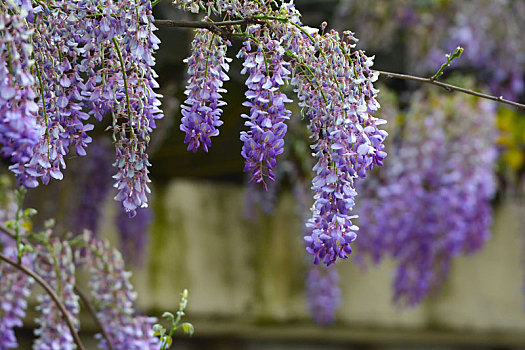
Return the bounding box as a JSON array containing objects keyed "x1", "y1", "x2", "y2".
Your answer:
[
  {"x1": 0, "y1": 252, "x2": 86, "y2": 350},
  {"x1": 0, "y1": 224, "x2": 114, "y2": 350},
  {"x1": 155, "y1": 18, "x2": 525, "y2": 110}
]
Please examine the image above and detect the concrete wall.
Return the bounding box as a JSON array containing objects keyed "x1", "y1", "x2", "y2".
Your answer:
[{"x1": 95, "y1": 179, "x2": 525, "y2": 346}]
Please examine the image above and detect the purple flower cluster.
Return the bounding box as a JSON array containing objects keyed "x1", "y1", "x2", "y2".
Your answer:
[
  {"x1": 336, "y1": 0, "x2": 525, "y2": 99},
  {"x1": 181, "y1": 30, "x2": 230, "y2": 152},
  {"x1": 79, "y1": 0, "x2": 163, "y2": 217},
  {"x1": 0, "y1": 244, "x2": 34, "y2": 349},
  {"x1": 357, "y1": 88, "x2": 497, "y2": 306},
  {"x1": 33, "y1": 239, "x2": 79, "y2": 350},
  {"x1": 283, "y1": 27, "x2": 386, "y2": 265},
  {"x1": 71, "y1": 138, "x2": 114, "y2": 235},
  {"x1": 116, "y1": 204, "x2": 153, "y2": 267},
  {"x1": 306, "y1": 265, "x2": 341, "y2": 325},
  {"x1": 0, "y1": 181, "x2": 34, "y2": 349},
  {"x1": 75, "y1": 230, "x2": 159, "y2": 349},
  {"x1": 174, "y1": 1, "x2": 389, "y2": 266},
  {"x1": 0, "y1": 0, "x2": 163, "y2": 217},
  {"x1": 0, "y1": 0, "x2": 41, "y2": 188},
  {"x1": 238, "y1": 35, "x2": 292, "y2": 189}
]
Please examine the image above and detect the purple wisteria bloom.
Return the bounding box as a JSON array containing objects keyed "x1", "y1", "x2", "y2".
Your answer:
[
  {"x1": 75, "y1": 231, "x2": 160, "y2": 349},
  {"x1": 306, "y1": 265, "x2": 341, "y2": 325},
  {"x1": 0, "y1": 181, "x2": 34, "y2": 349},
  {"x1": 71, "y1": 138, "x2": 114, "y2": 235},
  {"x1": 181, "y1": 30, "x2": 231, "y2": 152},
  {"x1": 357, "y1": 89, "x2": 496, "y2": 306},
  {"x1": 33, "y1": 239, "x2": 79, "y2": 350},
  {"x1": 283, "y1": 26, "x2": 387, "y2": 265},
  {"x1": 0, "y1": 0, "x2": 163, "y2": 216},
  {"x1": 116, "y1": 204, "x2": 153, "y2": 266},
  {"x1": 238, "y1": 35, "x2": 292, "y2": 189},
  {"x1": 0, "y1": 0, "x2": 42, "y2": 188}
]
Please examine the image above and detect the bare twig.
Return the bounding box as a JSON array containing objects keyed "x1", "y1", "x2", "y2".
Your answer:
[
  {"x1": 75, "y1": 286, "x2": 116, "y2": 350},
  {"x1": 155, "y1": 18, "x2": 262, "y2": 29},
  {"x1": 0, "y1": 223, "x2": 17, "y2": 240},
  {"x1": 376, "y1": 70, "x2": 525, "y2": 110},
  {"x1": 0, "y1": 252, "x2": 86, "y2": 350},
  {"x1": 155, "y1": 17, "x2": 525, "y2": 110}
]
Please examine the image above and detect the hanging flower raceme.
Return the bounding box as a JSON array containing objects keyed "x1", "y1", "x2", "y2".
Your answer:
[
  {"x1": 74, "y1": 230, "x2": 159, "y2": 350},
  {"x1": 279, "y1": 23, "x2": 386, "y2": 265},
  {"x1": 116, "y1": 205, "x2": 153, "y2": 267},
  {"x1": 0, "y1": 238, "x2": 34, "y2": 350},
  {"x1": 181, "y1": 30, "x2": 231, "y2": 152},
  {"x1": 71, "y1": 138, "x2": 114, "y2": 235},
  {"x1": 33, "y1": 239, "x2": 79, "y2": 350},
  {"x1": 173, "y1": 1, "x2": 388, "y2": 265},
  {"x1": 306, "y1": 265, "x2": 341, "y2": 325},
  {"x1": 357, "y1": 88, "x2": 497, "y2": 306},
  {"x1": 238, "y1": 33, "x2": 292, "y2": 188},
  {"x1": 0, "y1": 0, "x2": 42, "y2": 189},
  {"x1": 0, "y1": 0, "x2": 162, "y2": 217}
]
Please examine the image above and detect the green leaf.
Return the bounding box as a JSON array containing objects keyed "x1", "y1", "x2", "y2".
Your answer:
[
  {"x1": 162, "y1": 312, "x2": 175, "y2": 321},
  {"x1": 152, "y1": 324, "x2": 166, "y2": 337},
  {"x1": 182, "y1": 322, "x2": 194, "y2": 336}
]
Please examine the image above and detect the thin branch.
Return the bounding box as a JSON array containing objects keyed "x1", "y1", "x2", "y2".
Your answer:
[
  {"x1": 75, "y1": 286, "x2": 116, "y2": 350},
  {"x1": 155, "y1": 18, "x2": 262, "y2": 29},
  {"x1": 0, "y1": 223, "x2": 17, "y2": 241},
  {"x1": 376, "y1": 70, "x2": 525, "y2": 110},
  {"x1": 0, "y1": 224, "x2": 115, "y2": 350},
  {"x1": 0, "y1": 252, "x2": 86, "y2": 350},
  {"x1": 155, "y1": 17, "x2": 525, "y2": 110}
]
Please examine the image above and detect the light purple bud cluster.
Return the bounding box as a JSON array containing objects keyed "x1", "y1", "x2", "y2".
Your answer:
[
  {"x1": 238, "y1": 34, "x2": 292, "y2": 189},
  {"x1": 74, "y1": 230, "x2": 159, "y2": 349},
  {"x1": 0, "y1": 0, "x2": 41, "y2": 188},
  {"x1": 181, "y1": 30, "x2": 230, "y2": 152},
  {"x1": 33, "y1": 239, "x2": 79, "y2": 350},
  {"x1": 306, "y1": 265, "x2": 341, "y2": 325},
  {"x1": 173, "y1": 0, "x2": 263, "y2": 17},
  {"x1": 357, "y1": 89, "x2": 497, "y2": 306},
  {"x1": 337, "y1": 0, "x2": 525, "y2": 99}
]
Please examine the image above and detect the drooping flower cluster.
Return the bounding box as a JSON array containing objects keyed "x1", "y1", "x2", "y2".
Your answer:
[
  {"x1": 0, "y1": 0, "x2": 41, "y2": 188},
  {"x1": 335, "y1": 0, "x2": 525, "y2": 99},
  {"x1": 238, "y1": 34, "x2": 292, "y2": 188},
  {"x1": 71, "y1": 138, "x2": 114, "y2": 235},
  {"x1": 0, "y1": 179, "x2": 34, "y2": 349},
  {"x1": 33, "y1": 239, "x2": 79, "y2": 350},
  {"x1": 306, "y1": 265, "x2": 341, "y2": 325},
  {"x1": 0, "y1": 0, "x2": 162, "y2": 217},
  {"x1": 174, "y1": 1, "x2": 388, "y2": 265},
  {"x1": 74, "y1": 230, "x2": 159, "y2": 349},
  {"x1": 284, "y1": 28, "x2": 386, "y2": 266},
  {"x1": 116, "y1": 204, "x2": 153, "y2": 266},
  {"x1": 181, "y1": 30, "x2": 231, "y2": 152},
  {"x1": 357, "y1": 87, "x2": 497, "y2": 306}
]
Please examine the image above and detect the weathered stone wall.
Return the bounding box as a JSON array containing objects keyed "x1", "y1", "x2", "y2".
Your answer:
[{"x1": 94, "y1": 179, "x2": 525, "y2": 345}]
